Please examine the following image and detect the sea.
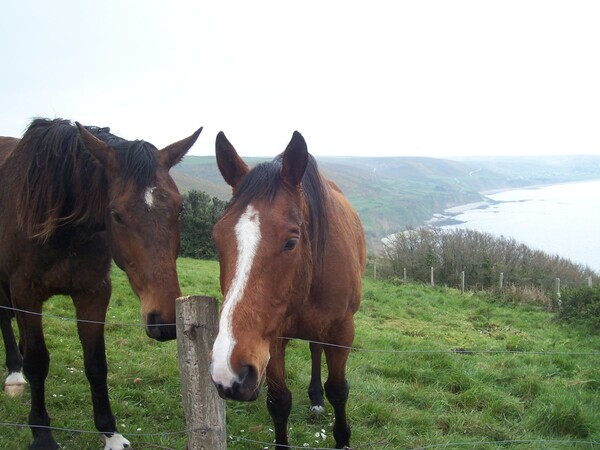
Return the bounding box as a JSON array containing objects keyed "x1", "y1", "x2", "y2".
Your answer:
[{"x1": 428, "y1": 179, "x2": 600, "y2": 274}]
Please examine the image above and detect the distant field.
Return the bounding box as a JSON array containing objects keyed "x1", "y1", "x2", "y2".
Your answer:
[
  {"x1": 173, "y1": 154, "x2": 600, "y2": 251},
  {"x1": 1, "y1": 258, "x2": 599, "y2": 449}
]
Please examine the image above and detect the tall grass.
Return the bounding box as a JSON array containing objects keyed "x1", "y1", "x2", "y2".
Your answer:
[{"x1": 1, "y1": 258, "x2": 599, "y2": 449}]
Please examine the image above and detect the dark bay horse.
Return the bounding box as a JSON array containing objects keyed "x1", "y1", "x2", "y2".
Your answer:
[
  {"x1": 0, "y1": 118, "x2": 201, "y2": 450},
  {"x1": 209, "y1": 131, "x2": 366, "y2": 449}
]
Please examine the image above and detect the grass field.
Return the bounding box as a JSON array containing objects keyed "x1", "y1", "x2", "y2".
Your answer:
[{"x1": 1, "y1": 258, "x2": 599, "y2": 449}]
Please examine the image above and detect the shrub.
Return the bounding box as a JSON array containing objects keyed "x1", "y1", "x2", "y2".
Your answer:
[
  {"x1": 179, "y1": 190, "x2": 227, "y2": 259},
  {"x1": 557, "y1": 285, "x2": 600, "y2": 330},
  {"x1": 382, "y1": 227, "x2": 596, "y2": 296}
]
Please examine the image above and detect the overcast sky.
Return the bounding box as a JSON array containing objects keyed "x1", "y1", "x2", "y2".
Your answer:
[{"x1": 1, "y1": 0, "x2": 599, "y2": 158}]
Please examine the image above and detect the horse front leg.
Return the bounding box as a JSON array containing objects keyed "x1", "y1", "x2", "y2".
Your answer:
[
  {"x1": 72, "y1": 285, "x2": 130, "y2": 450},
  {"x1": 266, "y1": 341, "x2": 292, "y2": 450},
  {"x1": 12, "y1": 293, "x2": 58, "y2": 450},
  {"x1": 323, "y1": 321, "x2": 355, "y2": 449},
  {"x1": 1, "y1": 310, "x2": 25, "y2": 396},
  {"x1": 308, "y1": 342, "x2": 325, "y2": 414},
  {"x1": 0, "y1": 284, "x2": 25, "y2": 396}
]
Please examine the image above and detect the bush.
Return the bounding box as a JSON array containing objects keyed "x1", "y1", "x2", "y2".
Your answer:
[
  {"x1": 382, "y1": 227, "x2": 596, "y2": 295},
  {"x1": 557, "y1": 285, "x2": 600, "y2": 330},
  {"x1": 179, "y1": 190, "x2": 227, "y2": 259}
]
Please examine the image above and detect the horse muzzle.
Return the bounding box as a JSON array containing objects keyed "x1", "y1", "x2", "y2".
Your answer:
[
  {"x1": 145, "y1": 312, "x2": 177, "y2": 341},
  {"x1": 212, "y1": 364, "x2": 262, "y2": 402}
]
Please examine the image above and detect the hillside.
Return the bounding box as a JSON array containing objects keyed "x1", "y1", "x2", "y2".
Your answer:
[
  {"x1": 173, "y1": 155, "x2": 600, "y2": 251},
  {"x1": 1, "y1": 259, "x2": 599, "y2": 449},
  {"x1": 453, "y1": 155, "x2": 600, "y2": 187}
]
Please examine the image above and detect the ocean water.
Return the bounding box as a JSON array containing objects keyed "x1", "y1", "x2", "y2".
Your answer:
[{"x1": 435, "y1": 180, "x2": 600, "y2": 273}]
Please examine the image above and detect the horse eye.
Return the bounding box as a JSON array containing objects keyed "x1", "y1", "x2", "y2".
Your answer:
[
  {"x1": 283, "y1": 238, "x2": 299, "y2": 252},
  {"x1": 110, "y1": 210, "x2": 124, "y2": 225}
]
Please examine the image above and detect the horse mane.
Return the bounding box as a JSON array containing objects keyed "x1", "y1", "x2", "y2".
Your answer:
[
  {"x1": 229, "y1": 153, "x2": 329, "y2": 270},
  {"x1": 11, "y1": 118, "x2": 158, "y2": 242}
]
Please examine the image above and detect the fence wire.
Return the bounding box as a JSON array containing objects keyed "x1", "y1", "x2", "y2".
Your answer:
[
  {"x1": 2, "y1": 304, "x2": 599, "y2": 357},
  {"x1": 1, "y1": 304, "x2": 600, "y2": 449},
  {"x1": 1, "y1": 422, "x2": 599, "y2": 449}
]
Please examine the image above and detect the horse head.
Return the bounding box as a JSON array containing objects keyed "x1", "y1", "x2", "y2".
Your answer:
[
  {"x1": 210, "y1": 131, "x2": 314, "y2": 401},
  {"x1": 76, "y1": 123, "x2": 202, "y2": 341}
]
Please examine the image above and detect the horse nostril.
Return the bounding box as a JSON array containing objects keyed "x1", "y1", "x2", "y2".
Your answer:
[
  {"x1": 213, "y1": 365, "x2": 260, "y2": 401},
  {"x1": 238, "y1": 364, "x2": 258, "y2": 389},
  {"x1": 145, "y1": 313, "x2": 176, "y2": 342}
]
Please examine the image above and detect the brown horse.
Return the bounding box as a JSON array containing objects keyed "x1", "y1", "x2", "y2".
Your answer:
[
  {"x1": 209, "y1": 131, "x2": 366, "y2": 449},
  {"x1": 0, "y1": 118, "x2": 201, "y2": 450}
]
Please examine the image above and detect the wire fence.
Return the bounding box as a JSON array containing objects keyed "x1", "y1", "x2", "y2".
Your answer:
[
  {"x1": 1, "y1": 304, "x2": 600, "y2": 449},
  {"x1": 3, "y1": 304, "x2": 600, "y2": 357},
  {"x1": 1, "y1": 421, "x2": 599, "y2": 450}
]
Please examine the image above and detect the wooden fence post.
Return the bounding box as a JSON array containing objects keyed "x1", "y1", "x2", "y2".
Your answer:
[
  {"x1": 461, "y1": 271, "x2": 465, "y2": 294},
  {"x1": 499, "y1": 272, "x2": 504, "y2": 289},
  {"x1": 403, "y1": 268, "x2": 407, "y2": 282},
  {"x1": 430, "y1": 267, "x2": 434, "y2": 286},
  {"x1": 176, "y1": 296, "x2": 226, "y2": 450}
]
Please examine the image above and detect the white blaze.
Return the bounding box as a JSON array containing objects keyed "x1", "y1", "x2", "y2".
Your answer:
[
  {"x1": 144, "y1": 186, "x2": 156, "y2": 209},
  {"x1": 211, "y1": 204, "x2": 261, "y2": 388}
]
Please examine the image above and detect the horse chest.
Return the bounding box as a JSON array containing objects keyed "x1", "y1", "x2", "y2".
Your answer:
[
  {"x1": 28, "y1": 233, "x2": 111, "y2": 293},
  {"x1": 286, "y1": 302, "x2": 337, "y2": 340}
]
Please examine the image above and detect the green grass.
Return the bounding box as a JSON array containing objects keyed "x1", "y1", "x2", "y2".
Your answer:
[{"x1": 1, "y1": 258, "x2": 600, "y2": 449}]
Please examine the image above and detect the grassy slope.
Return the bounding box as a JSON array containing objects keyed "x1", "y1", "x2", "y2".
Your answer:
[{"x1": 1, "y1": 258, "x2": 599, "y2": 449}]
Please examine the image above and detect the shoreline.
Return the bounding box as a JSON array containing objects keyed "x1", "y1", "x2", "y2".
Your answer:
[
  {"x1": 427, "y1": 179, "x2": 600, "y2": 228},
  {"x1": 427, "y1": 199, "x2": 499, "y2": 227}
]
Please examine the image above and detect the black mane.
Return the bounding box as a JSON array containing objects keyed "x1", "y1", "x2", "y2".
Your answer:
[
  {"x1": 11, "y1": 118, "x2": 158, "y2": 241},
  {"x1": 87, "y1": 125, "x2": 157, "y2": 188},
  {"x1": 230, "y1": 153, "x2": 329, "y2": 268}
]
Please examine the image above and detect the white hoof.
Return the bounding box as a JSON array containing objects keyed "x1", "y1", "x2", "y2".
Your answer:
[
  {"x1": 4, "y1": 372, "x2": 26, "y2": 397},
  {"x1": 310, "y1": 404, "x2": 325, "y2": 415},
  {"x1": 103, "y1": 433, "x2": 131, "y2": 450}
]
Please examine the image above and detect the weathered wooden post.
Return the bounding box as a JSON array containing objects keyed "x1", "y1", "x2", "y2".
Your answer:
[
  {"x1": 461, "y1": 271, "x2": 465, "y2": 294},
  {"x1": 176, "y1": 296, "x2": 226, "y2": 450},
  {"x1": 499, "y1": 272, "x2": 504, "y2": 289},
  {"x1": 403, "y1": 268, "x2": 407, "y2": 282},
  {"x1": 430, "y1": 266, "x2": 434, "y2": 287},
  {"x1": 589, "y1": 276, "x2": 593, "y2": 287}
]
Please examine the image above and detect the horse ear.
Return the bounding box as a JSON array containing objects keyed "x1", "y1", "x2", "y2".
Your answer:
[
  {"x1": 158, "y1": 127, "x2": 203, "y2": 169},
  {"x1": 76, "y1": 122, "x2": 118, "y2": 172},
  {"x1": 281, "y1": 131, "x2": 308, "y2": 187},
  {"x1": 215, "y1": 131, "x2": 250, "y2": 188}
]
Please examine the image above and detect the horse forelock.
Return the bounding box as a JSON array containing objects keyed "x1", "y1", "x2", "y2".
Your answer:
[
  {"x1": 89, "y1": 125, "x2": 158, "y2": 189},
  {"x1": 227, "y1": 154, "x2": 329, "y2": 272}
]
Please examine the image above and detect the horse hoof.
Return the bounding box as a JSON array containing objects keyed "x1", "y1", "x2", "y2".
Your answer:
[
  {"x1": 310, "y1": 404, "x2": 325, "y2": 415},
  {"x1": 5, "y1": 383, "x2": 25, "y2": 397},
  {"x1": 5, "y1": 372, "x2": 27, "y2": 397}
]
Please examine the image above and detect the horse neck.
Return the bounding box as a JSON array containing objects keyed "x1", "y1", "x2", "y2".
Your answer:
[{"x1": 11, "y1": 148, "x2": 110, "y2": 242}]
